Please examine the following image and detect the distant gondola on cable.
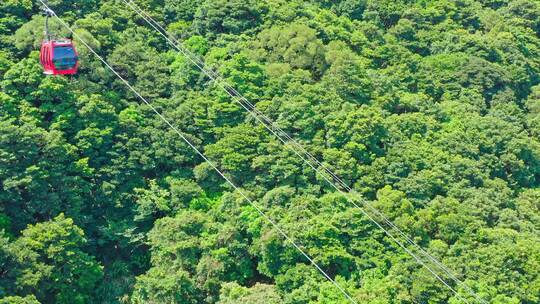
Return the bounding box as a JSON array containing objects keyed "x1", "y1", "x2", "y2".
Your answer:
[{"x1": 39, "y1": 7, "x2": 79, "y2": 75}]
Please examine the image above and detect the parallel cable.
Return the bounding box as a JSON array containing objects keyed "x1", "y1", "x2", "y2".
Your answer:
[
  {"x1": 121, "y1": 1, "x2": 487, "y2": 303},
  {"x1": 35, "y1": 1, "x2": 358, "y2": 303}
]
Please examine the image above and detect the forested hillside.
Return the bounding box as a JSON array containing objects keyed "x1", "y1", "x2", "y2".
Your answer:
[{"x1": 1, "y1": 0, "x2": 539, "y2": 303}]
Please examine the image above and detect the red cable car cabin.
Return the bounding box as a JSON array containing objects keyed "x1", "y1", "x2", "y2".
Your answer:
[{"x1": 40, "y1": 39, "x2": 79, "y2": 75}]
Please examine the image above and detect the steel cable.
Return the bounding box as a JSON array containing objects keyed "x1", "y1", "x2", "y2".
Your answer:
[
  {"x1": 121, "y1": 1, "x2": 488, "y2": 303},
  {"x1": 35, "y1": 1, "x2": 359, "y2": 302}
]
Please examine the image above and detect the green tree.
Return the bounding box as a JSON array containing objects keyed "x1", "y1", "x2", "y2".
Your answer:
[
  {"x1": 131, "y1": 267, "x2": 200, "y2": 304},
  {"x1": 9, "y1": 214, "x2": 103, "y2": 304},
  {"x1": 254, "y1": 23, "x2": 326, "y2": 76},
  {"x1": 0, "y1": 295, "x2": 40, "y2": 304},
  {"x1": 217, "y1": 283, "x2": 281, "y2": 304},
  {"x1": 193, "y1": 0, "x2": 266, "y2": 37}
]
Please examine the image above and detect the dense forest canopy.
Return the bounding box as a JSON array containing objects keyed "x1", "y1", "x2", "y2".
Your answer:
[{"x1": 1, "y1": 0, "x2": 539, "y2": 303}]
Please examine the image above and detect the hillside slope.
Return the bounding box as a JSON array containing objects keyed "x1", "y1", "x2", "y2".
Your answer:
[{"x1": 0, "y1": 0, "x2": 539, "y2": 303}]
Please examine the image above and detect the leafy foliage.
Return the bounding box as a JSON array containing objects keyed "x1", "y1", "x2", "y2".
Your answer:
[{"x1": 0, "y1": 0, "x2": 539, "y2": 303}]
